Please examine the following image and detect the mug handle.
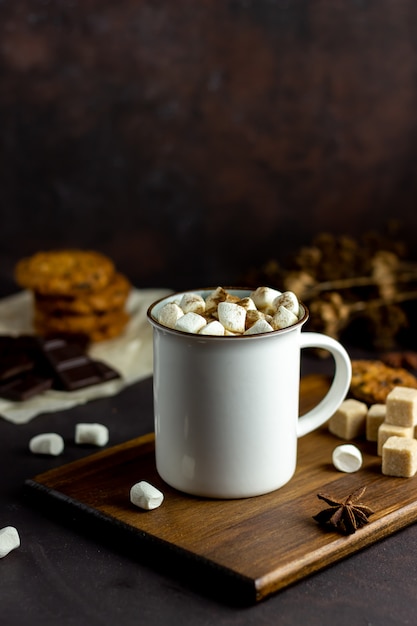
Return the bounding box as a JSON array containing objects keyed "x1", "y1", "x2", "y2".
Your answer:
[{"x1": 297, "y1": 332, "x2": 352, "y2": 438}]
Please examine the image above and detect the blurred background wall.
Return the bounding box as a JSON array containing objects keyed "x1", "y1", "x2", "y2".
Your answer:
[{"x1": 1, "y1": 0, "x2": 416, "y2": 294}]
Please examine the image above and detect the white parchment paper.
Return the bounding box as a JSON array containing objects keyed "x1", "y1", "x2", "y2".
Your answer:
[{"x1": 0, "y1": 288, "x2": 171, "y2": 424}]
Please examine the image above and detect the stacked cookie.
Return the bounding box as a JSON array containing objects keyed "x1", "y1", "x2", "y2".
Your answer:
[{"x1": 14, "y1": 249, "x2": 131, "y2": 342}]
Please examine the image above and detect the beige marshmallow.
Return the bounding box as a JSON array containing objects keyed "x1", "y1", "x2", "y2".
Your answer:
[
  {"x1": 366, "y1": 404, "x2": 387, "y2": 441},
  {"x1": 328, "y1": 399, "x2": 368, "y2": 440},
  {"x1": 382, "y1": 436, "x2": 417, "y2": 477},
  {"x1": 332, "y1": 443, "x2": 363, "y2": 473},
  {"x1": 377, "y1": 422, "x2": 414, "y2": 456},
  {"x1": 0, "y1": 526, "x2": 20, "y2": 559},
  {"x1": 244, "y1": 319, "x2": 274, "y2": 335},
  {"x1": 130, "y1": 481, "x2": 164, "y2": 510},
  {"x1": 386, "y1": 386, "x2": 417, "y2": 427},
  {"x1": 271, "y1": 305, "x2": 299, "y2": 330},
  {"x1": 236, "y1": 297, "x2": 257, "y2": 311},
  {"x1": 175, "y1": 312, "x2": 207, "y2": 334},
  {"x1": 75, "y1": 423, "x2": 109, "y2": 447},
  {"x1": 217, "y1": 301, "x2": 247, "y2": 334},
  {"x1": 199, "y1": 320, "x2": 225, "y2": 336},
  {"x1": 29, "y1": 433, "x2": 64, "y2": 456},
  {"x1": 250, "y1": 286, "x2": 282, "y2": 314},
  {"x1": 205, "y1": 287, "x2": 229, "y2": 315},
  {"x1": 158, "y1": 302, "x2": 184, "y2": 329},
  {"x1": 245, "y1": 309, "x2": 268, "y2": 329},
  {"x1": 179, "y1": 292, "x2": 206, "y2": 315},
  {"x1": 273, "y1": 291, "x2": 300, "y2": 317}
]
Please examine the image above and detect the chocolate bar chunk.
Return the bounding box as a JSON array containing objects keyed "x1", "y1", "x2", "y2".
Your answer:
[
  {"x1": 37, "y1": 336, "x2": 120, "y2": 391},
  {"x1": 0, "y1": 372, "x2": 53, "y2": 401},
  {"x1": 0, "y1": 334, "x2": 120, "y2": 399},
  {"x1": 0, "y1": 335, "x2": 38, "y2": 381}
]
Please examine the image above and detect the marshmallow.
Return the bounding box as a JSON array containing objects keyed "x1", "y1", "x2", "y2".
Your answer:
[
  {"x1": 155, "y1": 286, "x2": 301, "y2": 336},
  {"x1": 0, "y1": 526, "x2": 20, "y2": 558},
  {"x1": 271, "y1": 305, "x2": 299, "y2": 330},
  {"x1": 236, "y1": 297, "x2": 257, "y2": 311},
  {"x1": 244, "y1": 319, "x2": 274, "y2": 335},
  {"x1": 175, "y1": 312, "x2": 207, "y2": 334},
  {"x1": 29, "y1": 433, "x2": 64, "y2": 456},
  {"x1": 332, "y1": 444, "x2": 363, "y2": 473},
  {"x1": 199, "y1": 320, "x2": 225, "y2": 336},
  {"x1": 245, "y1": 309, "x2": 270, "y2": 329},
  {"x1": 75, "y1": 423, "x2": 109, "y2": 446},
  {"x1": 273, "y1": 291, "x2": 300, "y2": 317},
  {"x1": 217, "y1": 302, "x2": 247, "y2": 334},
  {"x1": 250, "y1": 286, "x2": 282, "y2": 314},
  {"x1": 205, "y1": 287, "x2": 228, "y2": 315},
  {"x1": 157, "y1": 302, "x2": 184, "y2": 329},
  {"x1": 130, "y1": 481, "x2": 164, "y2": 510},
  {"x1": 179, "y1": 292, "x2": 206, "y2": 315}
]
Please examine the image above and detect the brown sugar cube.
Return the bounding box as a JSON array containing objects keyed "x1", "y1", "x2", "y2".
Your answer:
[
  {"x1": 382, "y1": 436, "x2": 417, "y2": 477},
  {"x1": 386, "y1": 386, "x2": 417, "y2": 427},
  {"x1": 377, "y1": 422, "x2": 414, "y2": 456},
  {"x1": 328, "y1": 399, "x2": 368, "y2": 440},
  {"x1": 366, "y1": 404, "x2": 386, "y2": 442}
]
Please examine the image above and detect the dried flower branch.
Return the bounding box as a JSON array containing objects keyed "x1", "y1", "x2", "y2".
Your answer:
[{"x1": 242, "y1": 228, "x2": 417, "y2": 350}]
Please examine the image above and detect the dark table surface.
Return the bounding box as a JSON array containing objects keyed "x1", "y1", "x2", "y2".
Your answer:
[{"x1": 2, "y1": 344, "x2": 417, "y2": 626}]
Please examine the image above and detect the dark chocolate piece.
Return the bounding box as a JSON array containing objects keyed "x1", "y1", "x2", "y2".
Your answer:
[
  {"x1": 94, "y1": 360, "x2": 121, "y2": 382},
  {"x1": 0, "y1": 372, "x2": 53, "y2": 401},
  {"x1": 38, "y1": 336, "x2": 120, "y2": 391},
  {"x1": 0, "y1": 334, "x2": 120, "y2": 399},
  {"x1": 0, "y1": 335, "x2": 39, "y2": 381},
  {"x1": 57, "y1": 362, "x2": 103, "y2": 391}
]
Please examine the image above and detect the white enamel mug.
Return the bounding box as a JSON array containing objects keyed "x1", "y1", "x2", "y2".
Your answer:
[{"x1": 147, "y1": 288, "x2": 351, "y2": 499}]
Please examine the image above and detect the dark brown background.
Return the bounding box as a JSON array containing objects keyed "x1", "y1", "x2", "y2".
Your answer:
[{"x1": 1, "y1": 0, "x2": 417, "y2": 294}]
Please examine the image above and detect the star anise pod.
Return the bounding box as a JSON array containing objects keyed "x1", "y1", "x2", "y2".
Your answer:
[{"x1": 313, "y1": 486, "x2": 374, "y2": 535}]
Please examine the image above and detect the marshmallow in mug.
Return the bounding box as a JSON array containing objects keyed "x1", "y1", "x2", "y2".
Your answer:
[{"x1": 156, "y1": 286, "x2": 302, "y2": 336}]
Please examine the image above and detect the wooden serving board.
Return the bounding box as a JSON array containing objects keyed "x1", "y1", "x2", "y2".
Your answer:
[{"x1": 24, "y1": 375, "x2": 417, "y2": 604}]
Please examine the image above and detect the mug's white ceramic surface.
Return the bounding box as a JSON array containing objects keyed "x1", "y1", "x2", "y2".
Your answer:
[{"x1": 147, "y1": 288, "x2": 352, "y2": 499}]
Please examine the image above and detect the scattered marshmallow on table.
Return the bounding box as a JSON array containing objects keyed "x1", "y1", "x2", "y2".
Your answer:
[
  {"x1": 332, "y1": 444, "x2": 363, "y2": 473},
  {"x1": 130, "y1": 481, "x2": 164, "y2": 510},
  {"x1": 29, "y1": 433, "x2": 64, "y2": 456},
  {"x1": 75, "y1": 423, "x2": 109, "y2": 447},
  {"x1": 0, "y1": 526, "x2": 20, "y2": 558}
]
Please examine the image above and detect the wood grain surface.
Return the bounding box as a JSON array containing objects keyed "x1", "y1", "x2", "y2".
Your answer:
[{"x1": 25, "y1": 375, "x2": 417, "y2": 604}]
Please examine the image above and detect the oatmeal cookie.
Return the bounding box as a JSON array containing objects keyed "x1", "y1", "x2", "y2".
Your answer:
[
  {"x1": 34, "y1": 309, "x2": 130, "y2": 342},
  {"x1": 34, "y1": 308, "x2": 130, "y2": 335},
  {"x1": 34, "y1": 272, "x2": 131, "y2": 315},
  {"x1": 350, "y1": 359, "x2": 417, "y2": 404},
  {"x1": 15, "y1": 249, "x2": 115, "y2": 296}
]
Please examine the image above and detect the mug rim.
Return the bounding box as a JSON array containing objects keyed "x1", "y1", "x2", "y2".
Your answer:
[{"x1": 146, "y1": 286, "x2": 309, "y2": 339}]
